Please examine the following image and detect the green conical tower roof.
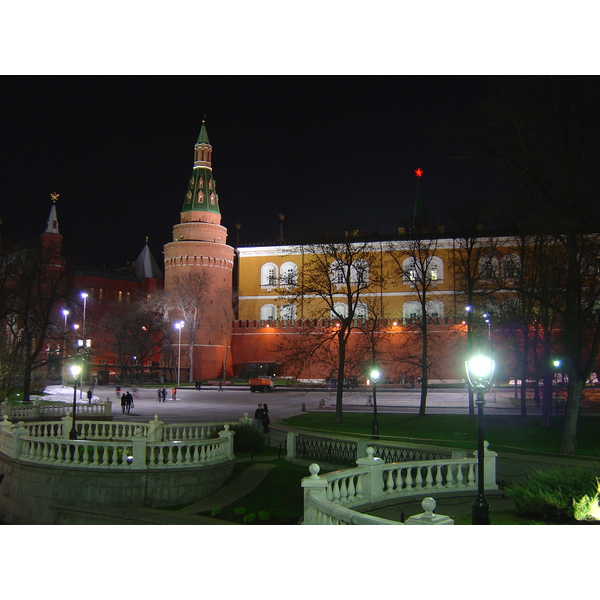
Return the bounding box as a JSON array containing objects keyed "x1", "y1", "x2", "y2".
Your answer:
[{"x1": 181, "y1": 120, "x2": 221, "y2": 217}]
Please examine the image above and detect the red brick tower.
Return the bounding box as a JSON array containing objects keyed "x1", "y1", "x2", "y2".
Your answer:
[{"x1": 163, "y1": 121, "x2": 235, "y2": 380}]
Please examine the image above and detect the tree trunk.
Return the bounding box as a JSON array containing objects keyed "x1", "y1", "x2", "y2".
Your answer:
[
  {"x1": 419, "y1": 318, "x2": 428, "y2": 416},
  {"x1": 560, "y1": 378, "x2": 583, "y2": 454},
  {"x1": 335, "y1": 329, "x2": 347, "y2": 423}
]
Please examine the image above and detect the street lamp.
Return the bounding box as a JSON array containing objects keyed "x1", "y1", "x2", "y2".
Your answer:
[
  {"x1": 553, "y1": 359, "x2": 561, "y2": 413},
  {"x1": 175, "y1": 321, "x2": 184, "y2": 386},
  {"x1": 81, "y1": 292, "x2": 88, "y2": 341},
  {"x1": 370, "y1": 369, "x2": 380, "y2": 439},
  {"x1": 69, "y1": 364, "x2": 81, "y2": 440},
  {"x1": 465, "y1": 354, "x2": 495, "y2": 525},
  {"x1": 62, "y1": 309, "x2": 69, "y2": 329}
]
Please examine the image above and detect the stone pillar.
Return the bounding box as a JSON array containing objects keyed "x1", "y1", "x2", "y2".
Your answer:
[
  {"x1": 0, "y1": 415, "x2": 12, "y2": 430},
  {"x1": 1, "y1": 401, "x2": 11, "y2": 420},
  {"x1": 131, "y1": 426, "x2": 147, "y2": 469},
  {"x1": 218, "y1": 424, "x2": 235, "y2": 459},
  {"x1": 147, "y1": 415, "x2": 164, "y2": 442},
  {"x1": 355, "y1": 446, "x2": 385, "y2": 498},
  {"x1": 405, "y1": 497, "x2": 454, "y2": 525},
  {"x1": 286, "y1": 431, "x2": 296, "y2": 461},
  {"x1": 103, "y1": 399, "x2": 113, "y2": 417},
  {"x1": 474, "y1": 441, "x2": 498, "y2": 491},
  {"x1": 7, "y1": 422, "x2": 29, "y2": 458},
  {"x1": 61, "y1": 415, "x2": 72, "y2": 439},
  {"x1": 301, "y1": 463, "x2": 329, "y2": 525}
]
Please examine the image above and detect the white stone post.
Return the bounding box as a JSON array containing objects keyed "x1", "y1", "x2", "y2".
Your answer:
[
  {"x1": 131, "y1": 426, "x2": 147, "y2": 469},
  {"x1": 7, "y1": 422, "x2": 29, "y2": 458},
  {"x1": 483, "y1": 440, "x2": 498, "y2": 490},
  {"x1": 1, "y1": 400, "x2": 11, "y2": 420},
  {"x1": 103, "y1": 399, "x2": 113, "y2": 417},
  {"x1": 355, "y1": 446, "x2": 385, "y2": 499},
  {"x1": 286, "y1": 431, "x2": 296, "y2": 461},
  {"x1": 473, "y1": 441, "x2": 498, "y2": 490},
  {"x1": 405, "y1": 497, "x2": 454, "y2": 525},
  {"x1": 0, "y1": 415, "x2": 12, "y2": 430},
  {"x1": 61, "y1": 415, "x2": 72, "y2": 439},
  {"x1": 301, "y1": 463, "x2": 329, "y2": 525},
  {"x1": 218, "y1": 424, "x2": 235, "y2": 459},
  {"x1": 147, "y1": 415, "x2": 164, "y2": 442}
]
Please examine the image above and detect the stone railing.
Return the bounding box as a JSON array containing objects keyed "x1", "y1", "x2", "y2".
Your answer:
[
  {"x1": 0, "y1": 414, "x2": 241, "y2": 471},
  {"x1": 301, "y1": 445, "x2": 497, "y2": 524},
  {"x1": 1, "y1": 400, "x2": 113, "y2": 421},
  {"x1": 286, "y1": 431, "x2": 457, "y2": 466}
]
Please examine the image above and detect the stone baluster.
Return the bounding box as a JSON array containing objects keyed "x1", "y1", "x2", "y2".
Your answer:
[
  {"x1": 301, "y1": 463, "x2": 329, "y2": 525},
  {"x1": 147, "y1": 415, "x2": 164, "y2": 442},
  {"x1": 355, "y1": 446, "x2": 385, "y2": 500},
  {"x1": 217, "y1": 424, "x2": 235, "y2": 460}
]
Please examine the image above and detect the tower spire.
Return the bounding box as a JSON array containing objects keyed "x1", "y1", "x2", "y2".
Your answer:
[
  {"x1": 181, "y1": 118, "x2": 221, "y2": 224},
  {"x1": 45, "y1": 192, "x2": 60, "y2": 234},
  {"x1": 412, "y1": 168, "x2": 428, "y2": 233}
]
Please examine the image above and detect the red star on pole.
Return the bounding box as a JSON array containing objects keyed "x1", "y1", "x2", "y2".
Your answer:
[{"x1": 414, "y1": 168, "x2": 424, "y2": 178}]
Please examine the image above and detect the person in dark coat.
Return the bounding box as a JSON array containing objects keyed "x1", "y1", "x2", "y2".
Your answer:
[
  {"x1": 254, "y1": 404, "x2": 264, "y2": 432},
  {"x1": 125, "y1": 391, "x2": 133, "y2": 414},
  {"x1": 121, "y1": 393, "x2": 127, "y2": 413},
  {"x1": 262, "y1": 403, "x2": 270, "y2": 433}
]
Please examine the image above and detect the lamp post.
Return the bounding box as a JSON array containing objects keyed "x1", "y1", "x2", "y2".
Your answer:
[
  {"x1": 175, "y1": 321, "x2": 184, "y2": 386},
  {"x1": 370, "y1": 369, "x2": 380, "y2": 439},
  {"x1": 81, "y1": 292, "x2": 88, "y2": 340},
  {"x1": 465, "y1": 354, "x2": 495, "y2": 525},
  {"x1": 69, "y1": 364, "x2": 81, "y2": 440},
  {"x1": 553, "y1": 359, "x2": 561, "y2": 414},
  {"x1": 61, "y1": 309, "x2": 69, "y2": 386}
]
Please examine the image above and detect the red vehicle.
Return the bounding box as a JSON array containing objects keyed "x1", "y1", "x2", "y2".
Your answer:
[{"x1": 249, "y1": 377, "x2": 275, "y2": 392}]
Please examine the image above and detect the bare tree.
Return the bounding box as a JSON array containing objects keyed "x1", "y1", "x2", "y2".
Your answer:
[
  {"x1": 277, "y1": 234, "x2": 384, "y2": 422},
  {"x1": 0, "y1": 238, "x2": 70, "y2": 400},
  {"x1": 388, "y1": 236, "x2": 441, "y2": 416},
  {"x1": 164, "y1": 272, "x2": 211, "y2": 382}
]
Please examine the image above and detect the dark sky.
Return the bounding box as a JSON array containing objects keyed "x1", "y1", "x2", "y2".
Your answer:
[{"x1": 1, "y1": 75, "x2": 494, "y2": 268}]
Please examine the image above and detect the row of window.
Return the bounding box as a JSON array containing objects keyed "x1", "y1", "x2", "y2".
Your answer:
[
  {"x1": 258, "y1": 254, "x2": 520, "y2": 289},
  {"x1": 258, "y1": 300, "x2": 444, "y2": 321}
]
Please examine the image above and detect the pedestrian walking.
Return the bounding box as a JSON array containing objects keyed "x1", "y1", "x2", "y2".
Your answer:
[
  {"x1": 195, "y1": 380, "x2": 202, "y2": 390},
  {"x1": 125, "y1": 391, "x2": 133, "y2": 414},
  {"x1": 157, "y1": 388, "x2": 163, "y2": 402},
  {"x1": 254, "y1": 404, "x2": 264, "y2": 432},
  {"x1": 218, "y1": 380, "x2": 223, "y2": 391},
  {"x1": 172, "y1": 387, "x2": 177, "y2": 401},
  {"x1": 161, "y1": 387, "x2": 167, "y2": 402},
  {"x1": 121, "y1": 393, "x2": 127, "y2": 413},
  {"x1": 262, "y1": 403, "x2": 270, "y2": 433},
  {"x1": 87, "y1": 389, "x2": 93, "y2": 404},
  {"x1": 116, "y1": 383, "x2": 121, "y2": 398}
]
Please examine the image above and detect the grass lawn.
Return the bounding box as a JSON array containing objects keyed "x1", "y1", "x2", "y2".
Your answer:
[
  {"x1": 199, "y1": 459, "x2": 308, "y2": 525},
  {"x1": 281, "y1": 413, "x2": 600, "y2": 458}
]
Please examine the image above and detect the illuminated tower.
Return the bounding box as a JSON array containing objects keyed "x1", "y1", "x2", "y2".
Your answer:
[{"x1": 163, "y1": 121, "x2": 235, "y2": 380}]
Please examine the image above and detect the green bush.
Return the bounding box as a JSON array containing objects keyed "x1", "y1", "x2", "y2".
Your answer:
[
  {"x1": 209, "y1": 423, "x2": 265, "y2": 454},
  {"x1": 572, "y1": 479, "x2": 600, "y2": 521},
  {"x1": 507, "y1": 467, "x2": 599, "y2": 523}
]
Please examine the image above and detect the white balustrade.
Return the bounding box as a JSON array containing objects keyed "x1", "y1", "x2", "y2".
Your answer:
[
  {"x1": 0, "y1": 416, "x2": 237, "y2": 470},
  {"x1": 302, "y1": 444, "x2": 497, "y2": 524}
]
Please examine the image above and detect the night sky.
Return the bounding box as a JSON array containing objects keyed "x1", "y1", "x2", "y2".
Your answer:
[{"x1": 1, "y1": 75, "x2": 497, "y2": 269}]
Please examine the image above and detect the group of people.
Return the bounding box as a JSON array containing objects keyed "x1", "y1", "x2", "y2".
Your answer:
[
  {"x1": 156, "y1": 388, "x2": 176, "y2": 402},
  {"x1": 254, "y1": 403, "x2": 270, "y2": 433},
  {"x1": 120, "y1": 390, "x2": 134, "y2": 414}
]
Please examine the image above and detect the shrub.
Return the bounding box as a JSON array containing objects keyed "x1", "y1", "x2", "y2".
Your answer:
[
  {"x1": 228, "y1": 423, "x2": 265, "y2": 454},
  {"x1": 572, "y1": 479, "x2": 600, "y2": 521},
  {"x1": 507, "y1": 467, "x2": 599, "y2": 523}
]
